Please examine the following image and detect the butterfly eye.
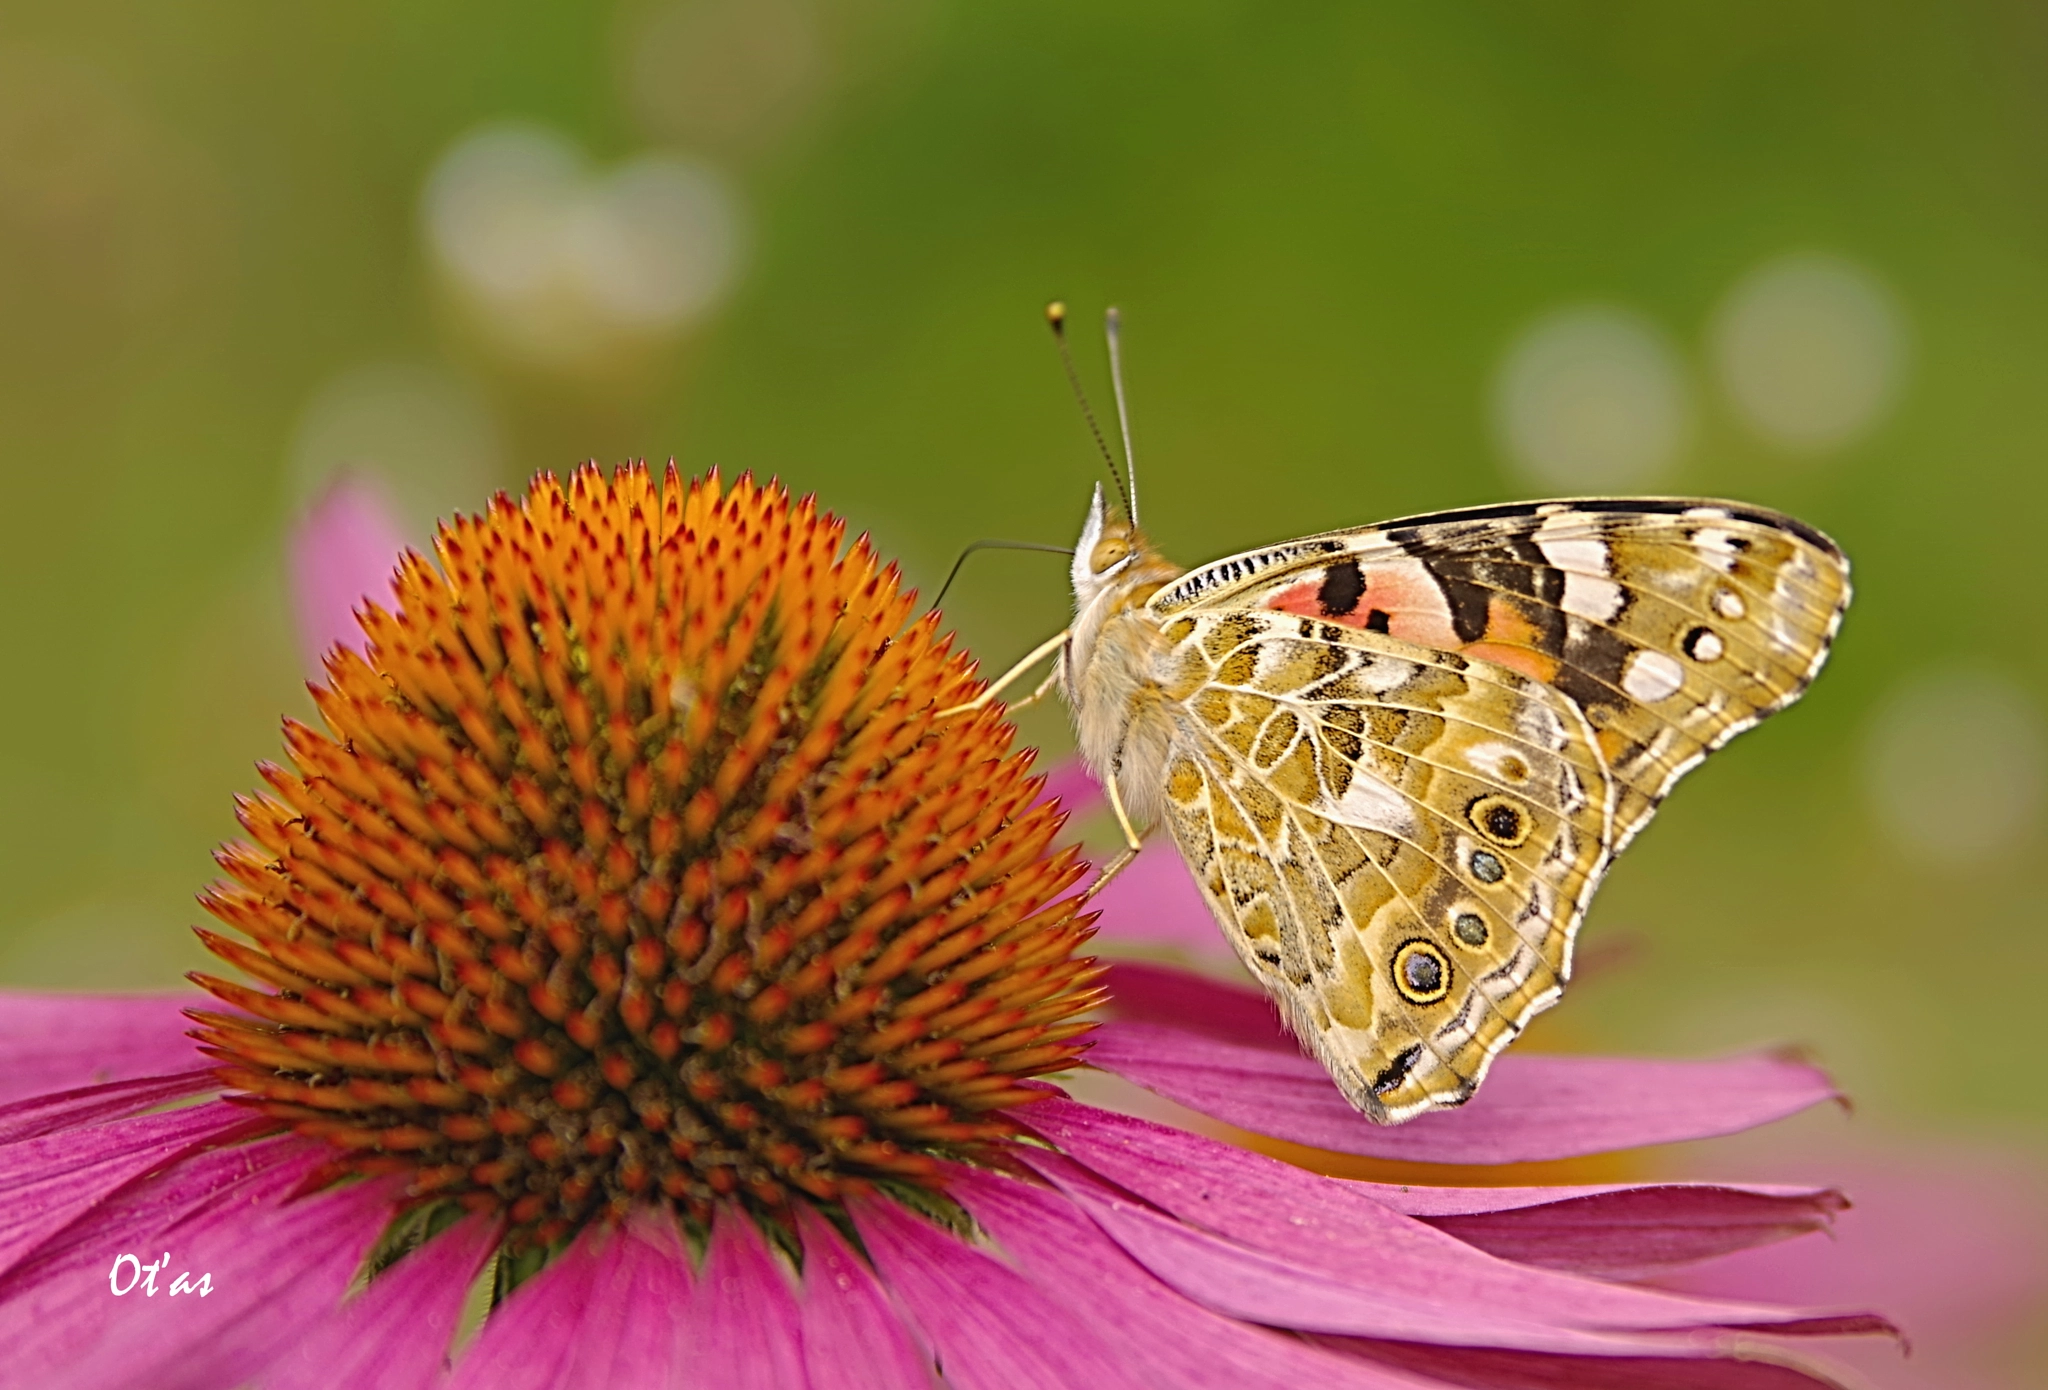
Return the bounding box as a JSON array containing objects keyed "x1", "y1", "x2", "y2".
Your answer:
[
  {"x1": 1089, "y1": 535, "x2": 1132, "y2": 574},
  {"x1": 1392, "y1": 940, "x2": 1451, "y2": 1005}
]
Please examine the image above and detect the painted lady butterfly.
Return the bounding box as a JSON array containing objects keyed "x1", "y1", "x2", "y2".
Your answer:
[{"x1": 956, "y1": 307, "x2": 1852, "y2": 1123}]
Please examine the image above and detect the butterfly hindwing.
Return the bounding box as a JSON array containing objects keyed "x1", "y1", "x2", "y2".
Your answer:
[{"x1": 1152, "y1": 608, "x2": 1615, "y2": 1121}]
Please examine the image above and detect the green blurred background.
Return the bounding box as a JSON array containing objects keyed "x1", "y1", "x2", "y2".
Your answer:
[{"x1": 1, "y1": 0, "x2": 2043, "y2": 1375}]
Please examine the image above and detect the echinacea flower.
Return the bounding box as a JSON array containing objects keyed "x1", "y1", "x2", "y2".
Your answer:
[{"x1": 0, "y1": 464, "x2": 1898, "y2": 1389}]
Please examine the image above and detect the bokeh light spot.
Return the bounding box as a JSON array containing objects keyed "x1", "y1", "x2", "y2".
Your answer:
[
  {"x1": 1709, "y1": 252, "x2": 1908, "y2": 454},
  {"x1": 1492, "y1": 306, "x2": 1693, "y2": 490},
  {"x1": 421, "y1": 123, "x2": 744, "y2": 372},
  {"x1": 1864, "y1": 666, "x2": 2045, "y2": 867}
]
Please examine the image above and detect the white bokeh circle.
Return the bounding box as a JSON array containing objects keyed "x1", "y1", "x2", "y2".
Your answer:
[
  {"x1": 1492, "y1": 306, "x2": 1693, "y2": 490},
  {"x1": 1709, "y1": 252, "x2": 1907, "y2": 454},
  {"x1": 1864, "y1": 665, "x2": 2045, "y2": 867},
  {"x1": 421, "y1": 122, "x2": 745, "y2": 370}
]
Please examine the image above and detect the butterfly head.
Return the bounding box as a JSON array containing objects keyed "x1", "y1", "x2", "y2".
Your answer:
[{"x1": 1070, "y1": 481, "x2": 1179, "y2": 625}]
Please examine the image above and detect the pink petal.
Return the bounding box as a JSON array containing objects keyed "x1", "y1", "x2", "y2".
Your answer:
[
  {"x1": 0, "y1": 1100, "x2": 254, "y2": 1278},
  {"x1": 1322, "y1": 1336, "x2": 1859, "y2": 1390},
  {"x1": 1087, "y1": 845, "x2": 1239, "y2": 954},
  {"x1": 849, "y1": 1193, "x2": 1153, "y2": 1390},
  {"x1": 447, "y1": 1217, "x2": 694, "y2": 1390},
  {"x1": 260, "y1": 1214, "x2": 498, "y2": 1390},
  {"x1": 289, "y1": 473, "x2": 409, "y2": 672},
  {"x1": 1669, "y1": 1138, "x2": 2046, "y2": 1390},
  {"x1": 564, "y1": 1214, "x2": 698, "y2": 1389},
  {"x1": 1024, "y1": 1100, "x2": 1890, "y2": 1346},
  {"x1": 792, "y1": 1207, "x2": 935, "y2": 1390},
  {"x1": 1035, "y1": 758, "x2": 1104, "y2": 819},
  {"x1": 678, "y1": 1211, "x2": 809, "y2": 1389},
  {"x1": 1400, "y1": 1183, "x2": 1848, "y2": 1281},
  {"x1": 1091, "y1": 966, "x2": 1840, "y2": 1162},
  {"x1": 950, "y1": 1164, "x2": 1474, "y2": 1390},
  {"x1": 0, "y1": 1071, "x2": 220, "y2": 1145},
  {"x1": 1034, "y1": 1151, "x2": 1680, "y2": 1355},
  {"x1": 0, "y1": 1136, "x2": 321, "y2": 1380},
  {"x1": 1103, "y1": 961, "x2": 1285, "y2": 1044},
  {"x1": 5, "y1": 1139, "x2": 395, "y2": 1390},
  {"x1": 0, "y1": 1134, "x2": 313, "y2": 1295},
  {"x1": 0, "y1": 992, "x2": 208, "y2": 1104}
]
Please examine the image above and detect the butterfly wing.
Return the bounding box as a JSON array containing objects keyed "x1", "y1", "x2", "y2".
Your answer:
[
  {"x1": 1152, "y1": 500, "x2": 1851, "y2": 851},
  {"x1": 1152, "y1": 610, "x2": 1615, "y2": 1120},
  {"x1": 1145, "y1": 500, "x2": 1849, "y2": 1121}
]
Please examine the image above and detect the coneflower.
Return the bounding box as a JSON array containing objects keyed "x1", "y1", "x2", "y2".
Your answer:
[{"x1": 0, "y1": 466, "x2": 1894, "y2": 1389}]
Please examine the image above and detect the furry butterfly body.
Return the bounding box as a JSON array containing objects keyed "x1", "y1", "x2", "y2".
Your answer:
[{"x1": 1054, "y1": 489, "x2": 1849, "y2": 1123}]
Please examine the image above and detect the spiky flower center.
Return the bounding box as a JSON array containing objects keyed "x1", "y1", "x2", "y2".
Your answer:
[{"x1": 193, "y1": 466, "x2": 1097, "y2": 1243}]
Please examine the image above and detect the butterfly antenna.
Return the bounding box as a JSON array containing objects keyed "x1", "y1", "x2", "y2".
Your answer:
[
  {"x1": 1105, "y1": 306, "x2": 1138, "y2": 527},
  {"x1": 927, "y1": 538, "x2": 1075, "y2": 613},
  {"x1": 1046, "y1": 301, "x2": 1135, "y2": 522}
]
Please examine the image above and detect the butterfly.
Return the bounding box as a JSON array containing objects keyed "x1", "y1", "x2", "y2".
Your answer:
[{"x1": 953, "y1": 305, "x2": 1852, "y2": 1124}]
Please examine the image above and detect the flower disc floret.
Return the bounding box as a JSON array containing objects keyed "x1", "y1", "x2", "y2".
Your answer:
[{"x1": 191, "y1": 464, "x2": 1099, "y2": 1241}]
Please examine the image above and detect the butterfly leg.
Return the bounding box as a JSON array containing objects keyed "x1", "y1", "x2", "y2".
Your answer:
[
  {"x1": 1001, "y1": 658, "x2": 1066, "y2": 714},
  {"x1": 938, "y1": 629, "x2": 1069, "y2": 717},
  {"x1": 1080, "y1": 766, "x2": 1146, "y2": 902}
]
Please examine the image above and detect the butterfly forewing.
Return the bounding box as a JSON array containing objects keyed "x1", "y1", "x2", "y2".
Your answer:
[{"x1": 1152, "y1": 501, "x2": 1850, "y2": 850}]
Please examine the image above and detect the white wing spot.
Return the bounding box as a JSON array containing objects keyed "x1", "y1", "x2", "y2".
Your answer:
[
  {"x1": 1711, "y1": 587, "x2": 1747, "y2": 620},
  {"x1": 1692, "y1": 528, "x2": 1742, "y2": 574},
  {"x1": 1561, "y1": 571, "x2": 1626, "y2": 622},
  {"x1": 1353, "y1": 653, "x2": 1420, "y2": 695},
  {"x1": 1534, "y1": 533, "x2": 1610, "y2": 575},
  {"x1": 1326, "y1": 767, "x2": 1420, "y2": 836},
  {"x1": 1689, "y1": 629, "x2": 1725, "y2": 662},
  {"x1": 1621, "y1": 647, "x2": 1685, "y2": 702}
]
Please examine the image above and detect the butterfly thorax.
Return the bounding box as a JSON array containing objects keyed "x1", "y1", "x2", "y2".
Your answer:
[{"x1": 1062, "y1": 488, "x2": 1185, "y2": 825}]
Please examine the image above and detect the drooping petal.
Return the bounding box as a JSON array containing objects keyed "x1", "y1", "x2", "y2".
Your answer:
[
  {"x1": 260, "y1": 1214, "x2": 498, "y2": 1390},
  {"x1": 677, "y1": 1211, "x2": 810, "y2": 1389},
  {"x1": 288, "y1": 473, "x2": 408, "y2": 671},
  {"x1": 1322, "y1": 1335, "x2": 1861, "y2": 1390},
  {"x1": 1100, "y1": 961, "x2": 1282, "y2": 1045},
  {"x1": 792, "y1": 1207, "x2": 935, "y2": 1390},
  {"x1": 1024, "y1": 1101, "x2": 1890, "y2": 1345},
  {"x1": 0, "y1": 1132, "x2": 318, "y2": 1384},
  {"x1": 446, "y1": 1217, "x2": 695, "y2": 1390},
  {"x1": 1034, "y1": 1152, "x2": 1688, "y2": 1356},
  {"x1": 564, "y1": 1215, "x2": 699, "y2": 1390},
  {"x1": 5, "y1": 1141, "x2": 395, "y2": 1390},
  {"x1": 1669, "y1": 1138, "x2": 2044, "y2": 1390},
  {"x1": 0, "y1": 1100, "x2": 254, "y2": 1277},
  {"x1": 949, "y1": 1163, "x2": 1474, "y2": 1390},
  {"x1": 0, "y1": 1071, "x2": 219, "y2": 1145},
  {"x1": 1392, "y1": 1183, "x2": 1848, "y2": 1281},
  {"x1": 849, "y1": 1193, "x2": 1154, "y2": 1390},
  {"x1": 1092, "y1": 967, "x2": 1840, "y2": 1163},
  {"x1": 1035, "y1": 759, "x2": 1105, "y2": 819},
  {"x1": 0, "y1": 992, "x2": 206, "y2": 1104},
  {"x1": 1087, "y1": 845, "x2": 1237, "y2": 954}
]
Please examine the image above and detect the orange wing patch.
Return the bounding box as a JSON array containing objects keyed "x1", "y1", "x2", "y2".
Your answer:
[{"x1": 1261, "y1": 560, "x2": 1558, "y2": 682}]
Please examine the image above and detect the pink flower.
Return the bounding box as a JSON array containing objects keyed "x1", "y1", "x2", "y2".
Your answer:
[
  {"x1": 0, "y1": 468, "x2": 1896, "y2": 1388},
  {"x1": 286, "y1": 473, "x2": 410, "y2": 674}
]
